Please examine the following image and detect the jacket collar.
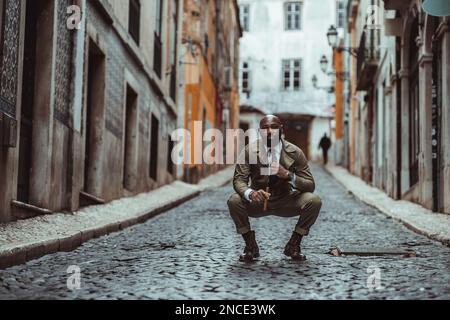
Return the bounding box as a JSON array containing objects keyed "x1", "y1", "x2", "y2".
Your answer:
[{"x1": 280, "y1": 139, "x2": 296, "y2": 169}]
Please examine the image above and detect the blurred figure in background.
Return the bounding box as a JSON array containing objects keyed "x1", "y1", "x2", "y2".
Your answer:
[{"x1": 318, "y1": 133, "x2": 332, "y2": 165}]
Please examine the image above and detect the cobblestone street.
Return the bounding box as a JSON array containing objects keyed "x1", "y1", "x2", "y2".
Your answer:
[{"x1": 0, "y1": 165, "x2": 449, "y2": 300}]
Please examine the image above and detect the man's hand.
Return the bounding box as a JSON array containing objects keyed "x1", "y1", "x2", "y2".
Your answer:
[
  {"x1": 270, "y1": 163, "x2": 292, "y2": 180},
  {"x1": 250, "y1": 189, "x2": 271, "y2": 203}
]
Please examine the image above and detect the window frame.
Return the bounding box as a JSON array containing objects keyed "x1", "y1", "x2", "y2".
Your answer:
[
  {"x1": 284, "y1": 1, "x2": 302, "y2": 31},
  {"x1": 336, "y1": 0, "x2": 346, "y2": 29},
  {"x1": 241, "y1": 62, "x2": 251, "y2": 93},
  {"x1": 155, "y1": 0, "x2": 164, "y2": 38},
  {"x1": 153, "y1": 0, "x2": 164, "y2": 78},
  {"x1": 169, "y1": 0, "x2": 179, "y2": 101},
  {"x1": 128, "y1": 0, "x2": 141, "y2": 45},
  {"x1": 240, "y1": 4, "x2": 250, "y2": 32},
  {"x1": 282, "y1": 59, "x2": 302, "y2": 91}
]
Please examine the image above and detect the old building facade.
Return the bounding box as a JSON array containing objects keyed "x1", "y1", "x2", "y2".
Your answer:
[
  {"x1": 178, "y1": 0, "x2": 241, "y2": 183},
  {"x1": 237, "y1": 0, "x2": 336, "y2": 161},
  {"x1": 335, "y1": 0, "x2": 450, "y2": 214},
  {"x1": 0, "y1": 0, "x2": 183, "y2": 222}
]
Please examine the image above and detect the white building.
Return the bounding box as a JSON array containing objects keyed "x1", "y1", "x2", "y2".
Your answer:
[
  {"x1": 343, "y1": 0, "x2": 450, "y2": 214},
  {"x1": 237, "y1": 0, "x2": 338, "y2": 161}
]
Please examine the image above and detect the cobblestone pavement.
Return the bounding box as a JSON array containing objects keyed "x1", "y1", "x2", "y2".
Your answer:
[{"x1": 0, "y1": 165, "x2": 449, "y2": 300}]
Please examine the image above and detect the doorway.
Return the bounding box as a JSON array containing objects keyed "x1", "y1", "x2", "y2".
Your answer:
[
  {"x1": 83, "y1": 39, "x2": 105, "y2": 197},
  {"x1": 123, "y1": 84, "x2": 138, "y2": 190},
  {"x1": 17, "y1": 0, "x2": 52, "y2": 203},
  {"x1": 432, "y1": 35, "x2": 444, "y2": 212},
  {"x1": 282, "y1": 119, "x2": 310, "y2": 160},
  {"x1": 17, "y1": 0, "x2": 39, "y2": 202},
  {"x1": 149, "y1": 114, "x2": 159, "y2": 181},
  {"x1": 396, "y1": 36, "x2": 402, "y2": 199}
]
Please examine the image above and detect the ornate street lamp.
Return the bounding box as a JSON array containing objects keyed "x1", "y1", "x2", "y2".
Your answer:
[
  {"x1": 320, "y1": 55, "x2": 328, "y2": 74},
  {"x1": 326, "y1": 25, "x2": 358, "y2": 57},
  {"x1": 326, "y1": 25, "x2": 339, "y2": 48},
  {"x1": 312, "y1": 74, "x2": 334, "y2": 93},
  {"x1": 319, "y1": 54, "x2": 349, "y2": 81}
]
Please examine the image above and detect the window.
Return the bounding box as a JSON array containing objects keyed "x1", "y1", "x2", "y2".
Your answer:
[
  {"x1": 154, "y1": 0, "x2": 164, "y2": 77},
  {"x1": 284, "y1": 2, "x2": 302, "y2": 31},
  {"x1": 170, "y1": 0, "x2": 178, "y2": 67},
  {"x1": 128, "y1": 0, "x2": 140, "y2": 44},
  {"x1": 242, "y1": 62, "x2": 251, "y2": 93},
  {"x1": 336, "y1": 0, "x2": 345, "y2": 28},
  {"x1": 282, "y1": 59, "x2": 302, "y2": 91},
  {"x1": 155, "y1": 0, "x2": 163, "y2": 37},
  {"x1": 169, "y1": 0, "x2": 179, "y2": 101},
  {"x1": 240, "y1": 5, "x2": 250, "y2": 32}
]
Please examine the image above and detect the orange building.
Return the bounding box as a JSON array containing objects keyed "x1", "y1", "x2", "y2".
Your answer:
[{"x1": 180, "y1": 0, "x2": 242, "y2": 183}]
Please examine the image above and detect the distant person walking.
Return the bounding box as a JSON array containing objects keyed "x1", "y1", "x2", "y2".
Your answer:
[{"x1": 318, "y1": 134, "x2": 332, "y2": 165}]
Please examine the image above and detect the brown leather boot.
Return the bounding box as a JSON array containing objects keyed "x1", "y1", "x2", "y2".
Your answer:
[
  {"x1": 239, "y1": 231, "x2": 260, "y2": 262},
  {"x1": 284, "y1": 232, "x2": 306, "y2": 261}
]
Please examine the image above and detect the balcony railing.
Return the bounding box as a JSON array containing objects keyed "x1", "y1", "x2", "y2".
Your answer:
[{"x1": 356, "y1": 30, "x2": 379, "y2": 91}]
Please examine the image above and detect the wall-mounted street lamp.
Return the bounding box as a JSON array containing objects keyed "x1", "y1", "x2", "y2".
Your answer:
[
  {"x1": 326, "y1": 25, "x2": 358, "y2": 57},
  {"x1": 326, "y1": 25, "x2": 339, "y2": 48},
  {"x1": 312, "y1": 74, "x2": 335, "y2": 94},
  {"x1": 320, "y1": 55, "x2": 332, "y2": 75},
  {"x1": 179, "y1": 36, "x2": 200, "y2": 65},
  {"x1": 319, "y1": 54, "x2": 350, "y2": 82},
  {"x1": 320, "y1": 55, "x2": 328, "y2": 74}
]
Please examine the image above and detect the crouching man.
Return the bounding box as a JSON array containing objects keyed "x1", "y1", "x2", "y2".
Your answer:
[{"x1": 227, "y1": 115, "x2": 322, "y2": 262}]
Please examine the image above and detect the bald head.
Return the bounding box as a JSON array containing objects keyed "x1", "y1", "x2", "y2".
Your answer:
[
  {"x1": 259, "y1": 115, "x2": 283, "y2": 148},
  {"x1": 260, "y1": 115, "x2": 282, "y2": 129}
]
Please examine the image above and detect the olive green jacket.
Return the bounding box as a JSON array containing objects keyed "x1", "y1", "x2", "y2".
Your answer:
[{"x1": 233, "y1": 139, "x2": 315, "y2": 201}]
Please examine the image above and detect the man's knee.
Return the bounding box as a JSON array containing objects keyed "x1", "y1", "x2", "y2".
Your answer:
[
  {"x1": 301, "y1": 193, "x2": 322, "y2": 210},
  {"x1": 227, "y1": 193, "x2": 244, "y2": 210},
  {"x1": 311, "y1": 194, "x2": 322, "y2": 209}
]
